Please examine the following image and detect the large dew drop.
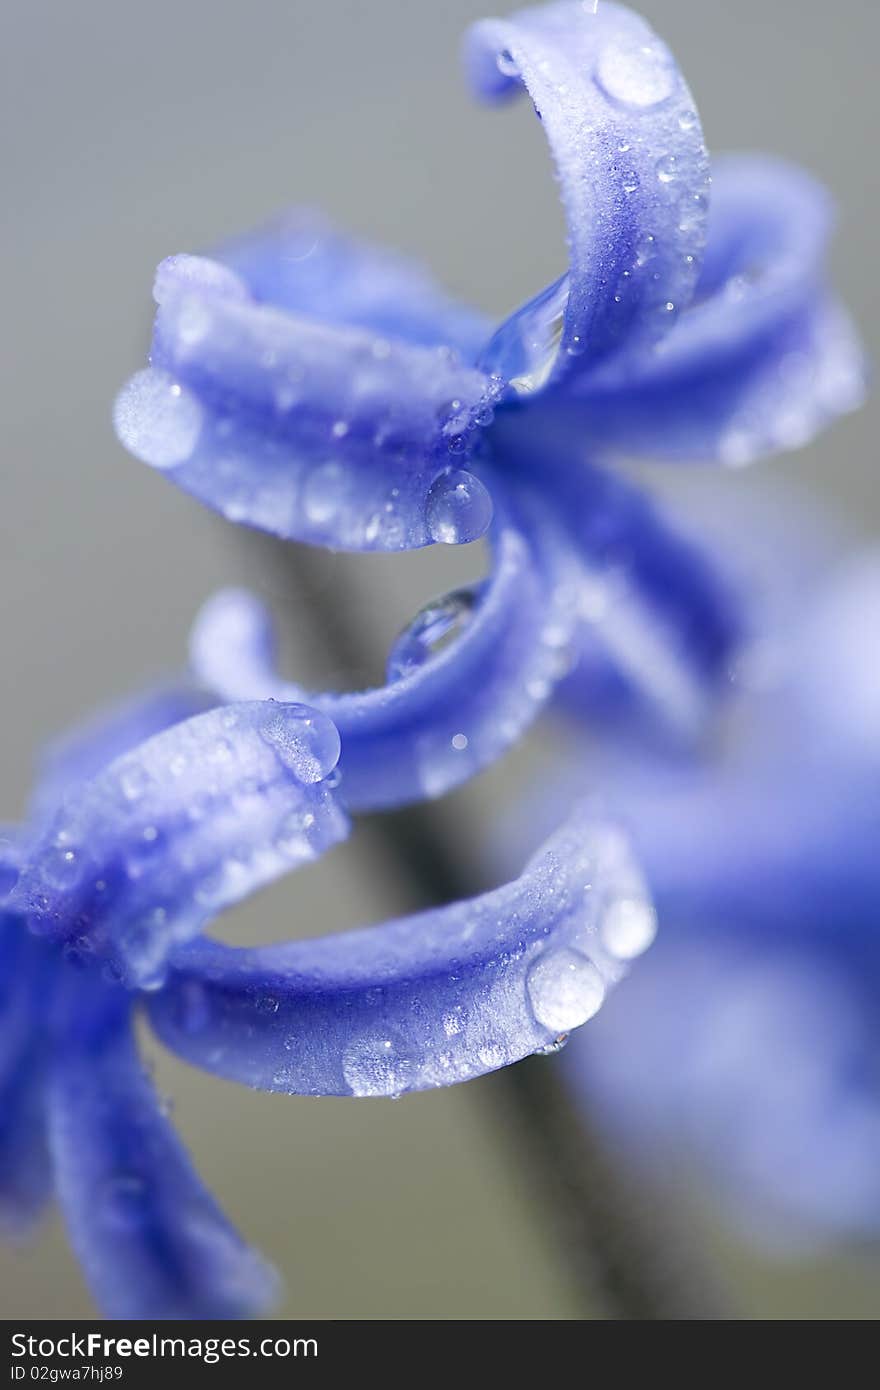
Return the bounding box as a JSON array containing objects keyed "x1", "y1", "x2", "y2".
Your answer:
[
  {"x1": 478, "y1": 273, "x2": 569, "y2": 397},
  {"x1": 594, "y1": 40, "x2": 675, "y2": 110},
  {"x1": 260, "y1": 704, "x2": 341, "y2": 784},
  {"x1": 425, "y1": 470, "x2": 493, "y2": 545},
  {"x1": 113, "y1": 368, "x2": 203, "y2": 469},
  {"x1": 386, "y1": 584, "x2": 484, "y2": 682},
  {"x1": 600, "y1": 897, "x2": 657, "y2": 960},
  {"x1": 527, "y1": 948, "x2": 606, "y2": 1033},
  {"x1": 342, "y1": 1032, "x2": 418, "y2": 1097}
]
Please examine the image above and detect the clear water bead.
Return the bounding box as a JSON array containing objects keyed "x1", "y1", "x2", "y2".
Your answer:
[
  {"x1": 386, "y1": 584, "x2": 484, "y2": 682},
  {"x1": 600, "y1": 897, "x2": 658, "y2": 960},
  {"x1": 425, "y1": 470, "x2": 493, "y2": 545},
  {"x1": 342, "y1": 1032, "x2": 417, "y2": 1097},
  {"x1": 113, "y1": 368, "x2": 203, "y2": 469},
  {"x1": 594, "y1": 40, "x2": 675, "y2": 110},
  {"x1": 527, "y1": 948, "x2": 606, "y2": 1033},
  {"x1": 261, "y1": 704, "x2": 341, "y2": 784},
  {"x1": 478, "y1": 273, "x2": 569, "y2": 396}
]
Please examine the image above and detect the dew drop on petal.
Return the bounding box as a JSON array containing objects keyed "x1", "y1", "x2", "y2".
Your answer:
[
  {"x1": 426, "y1": 470, "x2": 493, "y2": 545},
  {"x1": 527, "y1": 948, "x2": 606, "y2": 1032},
  {"x1": 113, "y1": 369, "x2": 203, "y2": 469},
  {"x1": 600, "y1": 897, "x2": 658, "y2": 960},
  {"x1": 478, "y1": 273, "x2": 569, "y2": 396},
  {"x1": 261, "y1": 704, "x2": 341, "y2": 784},
  {"x1": 342, "y1": 1032, "x2": 417, "y2": 1097},
  {"x1": 386, "y1": 584, "x2": 484, "y2": 682},
  {"x1": 495, "y1": 48, "x2": 519, "y2": 77},
  {"x1": 594, "y1": 41, "x2": 675, "y2": 110}
]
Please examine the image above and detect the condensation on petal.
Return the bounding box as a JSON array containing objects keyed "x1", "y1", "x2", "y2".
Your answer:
[
  {"x1": 9, "y1": 703, "x2": 349, "y2": 986},
  {"x1": 466, "y1": 1, "x2": 710, "y2": 390},
  {"x1": 190, "y1": 484, "x2": 584, "y2": 811},
  {"x1": 558, "y1": 157, "x2": 866, "y2": 463},
  {"x1": 148, "y1": 806, "x2": 654, "y2": 1096}
]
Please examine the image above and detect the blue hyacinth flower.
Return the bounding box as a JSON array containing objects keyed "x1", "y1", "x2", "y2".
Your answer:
[
  {"x1": 2, "y1": 652, "x2": 655, "y2": 1316},
  {"x1": 113, "y1": 1, "x2": 864, "y2": 796},
  {"x1": 7, "y1": 0, "x2": 869, "y2": 1319},
  {"x1": 559, "y1": 528, "x2": 880, "y2": 1248}
]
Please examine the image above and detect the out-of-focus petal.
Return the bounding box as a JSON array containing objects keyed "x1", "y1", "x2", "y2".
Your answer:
[
  {"x1": 0, "y1": 922, "x2": 53, "y2": 1236},
  {"x1": 490, "y1": 439, "x2": 743, "y2": 744},
  {"x1": 212, "y1": 211, "x2": 491, "y2": 360},
  {"x1": 467, "y1": 1, "x2": 709, "y2": 390},
  {"x1": 47, "y1": 1016, "x2": 278, "y2": 1319},
  {"x1": 551, "y1": 157, "x2": 866, "y2": 462},
  {"x1": 114, "y1": 254, "x2": 500, "y2": 551},
  {"x1": 568, "y1": 936, "x2": 880, "y2": 1247},
  {"x1": 10, "y1": 703, "x2": 349, "y2": 987},
  {"x1": 190, "y1": 492, "x2": 583, "y2": 811},
  {"x1": 148, "y1": 805, "x2": 654, "y2": 1096},
  {"x1": 31, "y1": 684, "x2": 210, "y2": 824}
]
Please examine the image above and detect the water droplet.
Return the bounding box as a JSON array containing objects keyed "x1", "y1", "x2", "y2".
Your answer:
[
  {"x1": 113, "y1": 369, "x2": 203, "y2": 469},
  {"x1": 536, "y1": 1033, "x2": 570, "y2": 1056},
  {"x1": 303, "y1": 461, "x2": 344, "y2": 526},
  {"x1": 478, "y1": 273, "x2": 569, "y2": 396},
  {"x1": 601, "y1": 897, "x2": 657, "y2": 960},
  {"x1": 678, "y1": 108, "x2": 698, "y2": 131},
  {"x1": 275, "y1": 807, "x2": 317, "y2": 859},
  {"x1": 119, "y1": 764, "x2": 150, "y2": 803},
  {"x1": 261, "y1": 704, "x2": 341, "y2": 784},
  {"x1": 425, "y1": 470, "x2": 493, "y2": 545},
  {"x1": 656, "y1": 153, "x2": 678, "y2": 184},
  {"x1": 451, "y1": 732, "x2": 468, "y2": 751},
  {"x1": 594, "y1": 41, "x2": 675, "y2": 110},
  {"x1": 635, "y1": 233, "x2": 657, "y2": 268},
  {"x1": 43, "y1": 845, "x2": 82, "y2": 891},
  {"x1": 495, "y1": 48, "x2": 519, "y2": 77},
  {"x1": 342, "y1": 1032, "x2": 418, "y2": 1097},
  {"x1": 256, "y1": 995, "x2": 280, "y2": 1015},
  {"x1": 527, "y1": 948, "x2": 606, "y2": 1032},
  {"x1": 386, "y1": 585, "x2": 483, "y2": 682}
]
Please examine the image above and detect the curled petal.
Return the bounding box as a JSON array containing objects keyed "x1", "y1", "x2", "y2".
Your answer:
[
  {"x1": 47, "y1": 1018, "x2": 278, "y2": 1319},
  {"x1": 212, "y1": 211, "x2": 491, "y2": 360},
  {"x1": 10, "y1": 703, "x2": 349, "y2": 987},
  {"x1": 467, "y1": 1, "x2": 709, "y2": 390},
  {"x1": 147, "y1": 805, "x2": 655, "y2": 1096},
  {"x1": 556, "y1": 157, "x2": 866, "y2": 461},
  {"x1": 190, "y1": 496, "x2": 582, "y2": 811},
  {"x1": 31, "y1": 684, "x2": 210, "y2": 823},
  {"x1": 115, "y1": 258, "x2": 499, "y2": 551}
]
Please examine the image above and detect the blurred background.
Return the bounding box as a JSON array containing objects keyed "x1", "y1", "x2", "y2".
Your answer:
[{"x1": 2, "y1": 0, "x2": 878, "y2": 1318}]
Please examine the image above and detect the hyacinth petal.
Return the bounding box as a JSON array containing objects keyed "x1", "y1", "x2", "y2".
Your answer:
[
  {"x1": 115, "y1": 262, "x2": 499, "y2": 551},
  {"x1": 47, "y1": 1018, "x2": 278, "y2": 1319},
  {"x1": 557, "y1": 156, "x2": 866, "y2": 462},
  {"x1": 9, "y1": 702, "x2": 349, "y2": 987},
  {"x1": 190, "y1": 495, "x2": 582, "y2": 812},
  {"x1": 211, "y1": 212, "x2": 491, "y2": 361},
  {"x1": 486, "y1": 439, "x2": 742, "y2": 743},
  {"x1": 31, "y1": 684, "x2": 210, "y2": 824},
  {"x1": 147, "y1": 805, "x2": 654, "y2": 1096},
  {"x1": 0, "y1": 922, "x2": 53, "y2": 1236},
  {"x1": 466, "y1": 1, "x2": 710, "y2": 392}
]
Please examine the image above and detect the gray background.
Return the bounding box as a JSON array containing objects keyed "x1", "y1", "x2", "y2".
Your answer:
[{"x1": 1, "y1": 0, "x2": 878, "y2": 1318}]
